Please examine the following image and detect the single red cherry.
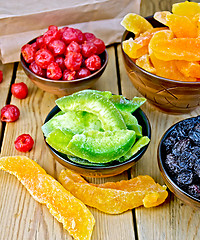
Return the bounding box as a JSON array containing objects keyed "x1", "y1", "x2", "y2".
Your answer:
[
  {"x1": 1, "y1": 105, "x2": 20, "y2": 122},
  {"x1": 14, "y1": 134, "x2": 34, "y2": 152},
  {"x1": 11, "y1": 82, "x2": 28, "y2": 99}
]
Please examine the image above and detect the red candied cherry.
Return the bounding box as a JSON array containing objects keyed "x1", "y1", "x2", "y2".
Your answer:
[
  {"x1": 59, "y1": 26, "x2": 68, "y2": 38},
  {"x1": 48, "y1": 39, "x2": 66, "y2": 56},
  {"x1": 31, "y1": 42, "x2": 38, "y2": 52},
  {"x1": 81, "y1": 42, "x2": 97, "y2": 58},
  {"x1": 36, "y1": 36, "x2": 46, "y2": 49},
  {"x1": 21, "y1": 44, "x2": 35, "y2": 63},
  {"x1": 43, "y1": 28, "x2": 60, "y2": 46},
  {"x1": 47, "y1": 62, "x2": 62, "y2": 80},
  {"x1": 93, "y1": 38, "x2": 106, "y2": 55},
  {"x1": 64, "y1": 52, "x2": 82, "y2": 71},
  {"x1": 84, "y1": 32, "x2": 96, "y2": 42},
  {"x1": 0, "y1": 70, "x2": 3, "y2": 83},
  {"x1": 76, "y1": 68, "x2": 91, "y2": 79},
  {"x1": 1, "y1": 105, "x2": 20, "y2": 122},
  {"x1": 62, "y1": 28, "x2": 84, "y2": 45},
  {"x1": 48, "y1": 25, "x2": 58, "y2": 31},
  {"x1": 35, "y1": 48, "x2": 54, "y2": 69},
  {"x1": 55, "y1": 56, "x2": 66, "y2": 71},
  {"x1": 29, "y1": 61, "x2": 46, "y2": 77},
  {"x1": 11, "y1": 82, "x2": 28, "y2": 99},
  {"x1": 85, "y1": 55, "x2": 101, "y2": 71},
  {"x1": 66, "y1": 41, "x2": 81, "y2": 53},
  {"x1": 14, "y1": 134, "x2": 34, "y2": 152},
  {"x1": 63, "y1": 69, "x2": 76, "y2": 80}
]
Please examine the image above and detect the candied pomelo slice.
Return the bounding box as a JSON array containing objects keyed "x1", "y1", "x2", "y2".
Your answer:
[
  {"x1": 136, "y1": 54, "x2": 156, "y2": 74},
  {"x1": 42, "y1": 110, "x2": 103, "y2": 137},
  {"x1": 150, "y1": 52, "x2": 196, "y2": 81},
  {"x1": 121, "y1": 13, "x2": 153, "y2": 35},
  {"x1": 172, "y1": 1, "x2": 200, "y2": 20},
  {"x1": 46, "y1": 129, "x2": 74, "y2": 155},
  {"x1": 166, "y1": 14, "x2": 198, "y2": 38},
  {"x1": 149, "y1": 30, "x2": 200, "y2": 61},
  {"x1": 175, "y1": 60, "x2": 200, "y2": 78},
  {"x1": 66, "y1": 130, "x2": 136, "y2": 163},
  {"x1": 109, "y1": 95, "x2": 146, "y2": 113},
  {"x1": 79, "y1": 89, "x2": 112, "y2": 99},
  {"x1": 0, "y1": 156, "x2": 95, "y2": 240},
  {"x1": 121, "y1": 111, "x2": 142, "y2": 137},
  {"x1": 56, "y1": 91, "x2": 126, "y2": 131},
  {"x1": 59, "y1": 169, "x2": 168, "y2": 214},
  {"x1": 153, "y1": 11, "x2": 171, "y2": 25},
  {"x1": 119, "y1": 136, "x2": 150, "y2": 162}
]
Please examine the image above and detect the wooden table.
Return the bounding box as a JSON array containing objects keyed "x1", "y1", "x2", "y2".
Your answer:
[{"x1": 1, "y1": 0, "x2": 200, "y2": 239}]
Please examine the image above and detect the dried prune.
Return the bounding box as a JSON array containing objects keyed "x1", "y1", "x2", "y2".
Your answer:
[
  {"x1": 172, "y1": 138, "x2": 190, "y2": 156},
  {"x1": 176, "y1": 170, "x2": 193, "y2": 186},
  {"x1": 188, "y1": 185, "x2": 200, "y2": 198}
]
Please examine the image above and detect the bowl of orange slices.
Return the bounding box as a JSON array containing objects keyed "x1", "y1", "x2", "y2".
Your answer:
[{"x1": 121, "y1": 1, "x2": 200, "y2": 114}]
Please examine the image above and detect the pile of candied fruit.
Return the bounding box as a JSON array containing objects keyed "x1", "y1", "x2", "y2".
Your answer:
[
  {"x1": 21, "y1": 25, "x2": 105, "y2": 81},
  {"x1": 162, "y1": 116, "x2": 200, "y2": 199},
  {"x1": 121, "y1": 1, "x2": 200, "y2": 82}
]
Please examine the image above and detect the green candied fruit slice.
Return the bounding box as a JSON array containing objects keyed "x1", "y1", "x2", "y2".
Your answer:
[
  {"x1": 42, "y1": 110, "x2": 103, "y2": 137},
  {"x1": 66, "y1": 130, "x2": 136, "y2": 163},
  {"x1": 46, "y1": 128, "x2": 74, "y2": 155},
  {"x1": 56, "y1": 91, "x2": 126, "y2": 131},
  {"x1": 110, "y1": 95, "x2": 146, "y2": 113},
  {"x1": 78, "y1": 89, "x2": 112, "y2": 99},
  {"x1": 119, "y1": 136, "x2": 150, "y2": 162},
  {"x1": 67, "y1": 155, "x2": 112, "y2": 167},
  {"x1": 121, "y1": 111, "x2": 143, "y2": 137}
]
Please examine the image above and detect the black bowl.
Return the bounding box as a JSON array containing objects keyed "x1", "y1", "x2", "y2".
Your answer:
[
  {"x1": 44, "y1": 105, "x2": 151, "y2": 177},
  {"x1": 158, "y1": 116, "x2": 200, "y2": 208}
]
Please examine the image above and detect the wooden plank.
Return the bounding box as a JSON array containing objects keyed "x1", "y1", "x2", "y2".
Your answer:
[
  {"x1": 0, "y1": 63, "x2": 14, "y2": 144},
  {"x1": 117, "y1": 35, "x2": 200, "y2": 240},
  {"x1": 0, "y1": 46, "x2": 135, "y2": 240},
  {"x1": 140, "y1": 0, "x2": 187, "y2": 17}
]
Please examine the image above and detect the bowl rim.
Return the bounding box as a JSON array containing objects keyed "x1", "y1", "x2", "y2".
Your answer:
[
  {"x1": 44, "y1": 104, "x2": 151, "y2": 170},
  {"x1": 20, "y1": 37, "x2": 108, "y2": 83},
  {"x1": 121, "y1": 16, "x2": 200, "y2": 86},
  {"x1": 158, "y1": 115, "x2": 200, "y2": 204}
]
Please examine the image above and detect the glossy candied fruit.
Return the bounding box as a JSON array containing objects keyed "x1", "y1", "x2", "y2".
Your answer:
[
  {"x1": 175, "y1": 60, "x2": 200, "y2": 78},
  {"x1": 135, "y1": 54, "x2": 156, "y2": 73},
  {"x1": 46, "y1": 62, "x2": 62, "y2": 80}
]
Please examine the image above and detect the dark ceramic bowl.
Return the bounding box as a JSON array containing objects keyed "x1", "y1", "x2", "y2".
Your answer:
[
  {"x1": 20, "y1": 38, "x2": 108, "y2": 97},
  {"x1": 44, "y1": 105, "x2": 151, "y2": 178},
  {"x1": 121, "y1": 16, "x2": 200, "y2": 114},
  {"x1": 158, "y1": 116, "x2": 200, "y2": 208}
]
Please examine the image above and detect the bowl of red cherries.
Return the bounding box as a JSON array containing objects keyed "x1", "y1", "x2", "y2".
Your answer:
[{"x1": 20, "y1": 25, "x2": 108, "y2": 96}]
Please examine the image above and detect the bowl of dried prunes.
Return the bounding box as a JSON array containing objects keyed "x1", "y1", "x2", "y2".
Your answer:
[{"x1": 158, "y1": 115, "x2": 200, "y2": 208}]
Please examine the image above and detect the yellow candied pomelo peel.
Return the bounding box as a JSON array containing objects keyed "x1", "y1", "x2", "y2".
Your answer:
[{"x1": 0, "y1": 156, "x2": 95, "y2": 240}]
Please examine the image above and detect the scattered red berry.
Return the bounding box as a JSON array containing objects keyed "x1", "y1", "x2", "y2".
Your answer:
[
  {"x1": 63, "y1": 69, "x2": 76, "y2": 80},
  {"x1": 35, "y1": 48, "x2": 54, "y2": 69},
  {"x1": 14, "y1": 134, "x2": 34, "y2": 152},
  {"x1": 66, "y1": 41, "x2": 81, "y2": 53},
  {"x1": 21, "y1": 44, "x2": 35, "y2": 63},
  {"x1": 29, "y1": 61, "x2": 46, "y2": 77},
  {"x1": 64, "y1": 52, "x2": 82, "y2": 71},
  {"x1": 84, "y1": 32, "x2": 96, "y2": 42},
  {"x1": 93, "y1": 38, "x2": 106, "y2": 55},
  {"x1": 76, "y1": 68, "x2": 91, "y2": 79},
  {"x1": 85, "y1": 55, "x2": 101, "y2": 71},
  {"x1": 1, "y1": 105, "x2": 20, "y2": 122},
  {"x1": 47, "y1": 62, "x2": 62, "y2": 80},
  {"x1": 0, "y1": 70, "x2": 3, "y2": 83},
  {"x1": 11, "y1": 82, "x2": 28, "y2": 99},
  {"x1": 55, "y1": 56, "x2": 66, "y2": 71}
]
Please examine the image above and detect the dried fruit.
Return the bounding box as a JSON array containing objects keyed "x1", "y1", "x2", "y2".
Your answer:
[
  {"x1": 76, "y1": 68, "x2": 91, "y2": 79},
  {"x1": 135, "y1": 54, "x2": 156, "y2": 73},
  {"x1": 48, "y1": 39, "x2": 66, "y2": 56},
  {"x1": 81, "y1": 42, "x2": 97, "y2": 58},
  {"x1": 14, "y1": 134, "x2": 34, "y2": 152},
  {"x1": 62, "y1": 69, "x2": 76, "y2": 81},
  {"x1": 11, "y1": 82, "x2": 28, "y2": 99},
  {"x1": 175, "y1": 60, "x2": 200, "y2": 78},
  {"x1": 29, "y1": 61, "x2": 46, "y2": 77},
  {"x1": 64, "y1": 52, "x2": 82, "y2": 71},
  {"x1": 59, "y1": 169, "x2": 168, "y2": 213},
  {"x1": 46, "y1": 62, "x2": 62, "y2": 80},
  {"x1": 21, "y1": 44, "x2": 35, "y2": 63},
  {"x1": 35, "y1": 48, "x2": 54, "y2": 69},
  {"x1": 0, "y1": 156, "x2": 95, "y2": 240},
  {"x1": 1, "y1": 104, "x2": 20, "y2": 122},
  {"x1": 85, "y1": 55, "x2": 101, "y2": 71},
  {"x1": 0, "y1": 70, "x2": 3, "y2": 83},
  {"x1": 66, "y1": 41, "x2": 81, "y2": 53}
]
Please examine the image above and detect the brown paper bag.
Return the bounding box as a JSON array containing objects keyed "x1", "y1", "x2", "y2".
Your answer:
[{"x1": 0, "y1": 0, "x2": 140, "y2": 63}]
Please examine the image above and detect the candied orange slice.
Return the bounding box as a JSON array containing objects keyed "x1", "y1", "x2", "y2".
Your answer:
[
  {"x1": 175, "y1": 60, "x2": 200, "y2": 78},
  {"x1": 59, "y1": 169, "x2": 168, "y2": 214},
  {"x1": 153, "y1": 11, "x2": 171, "y2": 25},
  {"x1": 166, "y1": 14, "x2": 198, "y2": 38},
  {"x1": 172, "y1": 1, "x2": 200, "y2": 20},
  {"x1": 0, "y1": 156, "x2": 95, "y2": 240},
  {"x1": 149, "y1": 30, "x2": 200, "y2": 61},
  {"x1": 121, "y1": 13, "x2": 153, "y2": 35},
  {"x1": 136, "y1": 54, "x2": 156, "y2": 73},
  {"x1": 150, "y1": 53, "x2": 196, "y2": 81}
]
